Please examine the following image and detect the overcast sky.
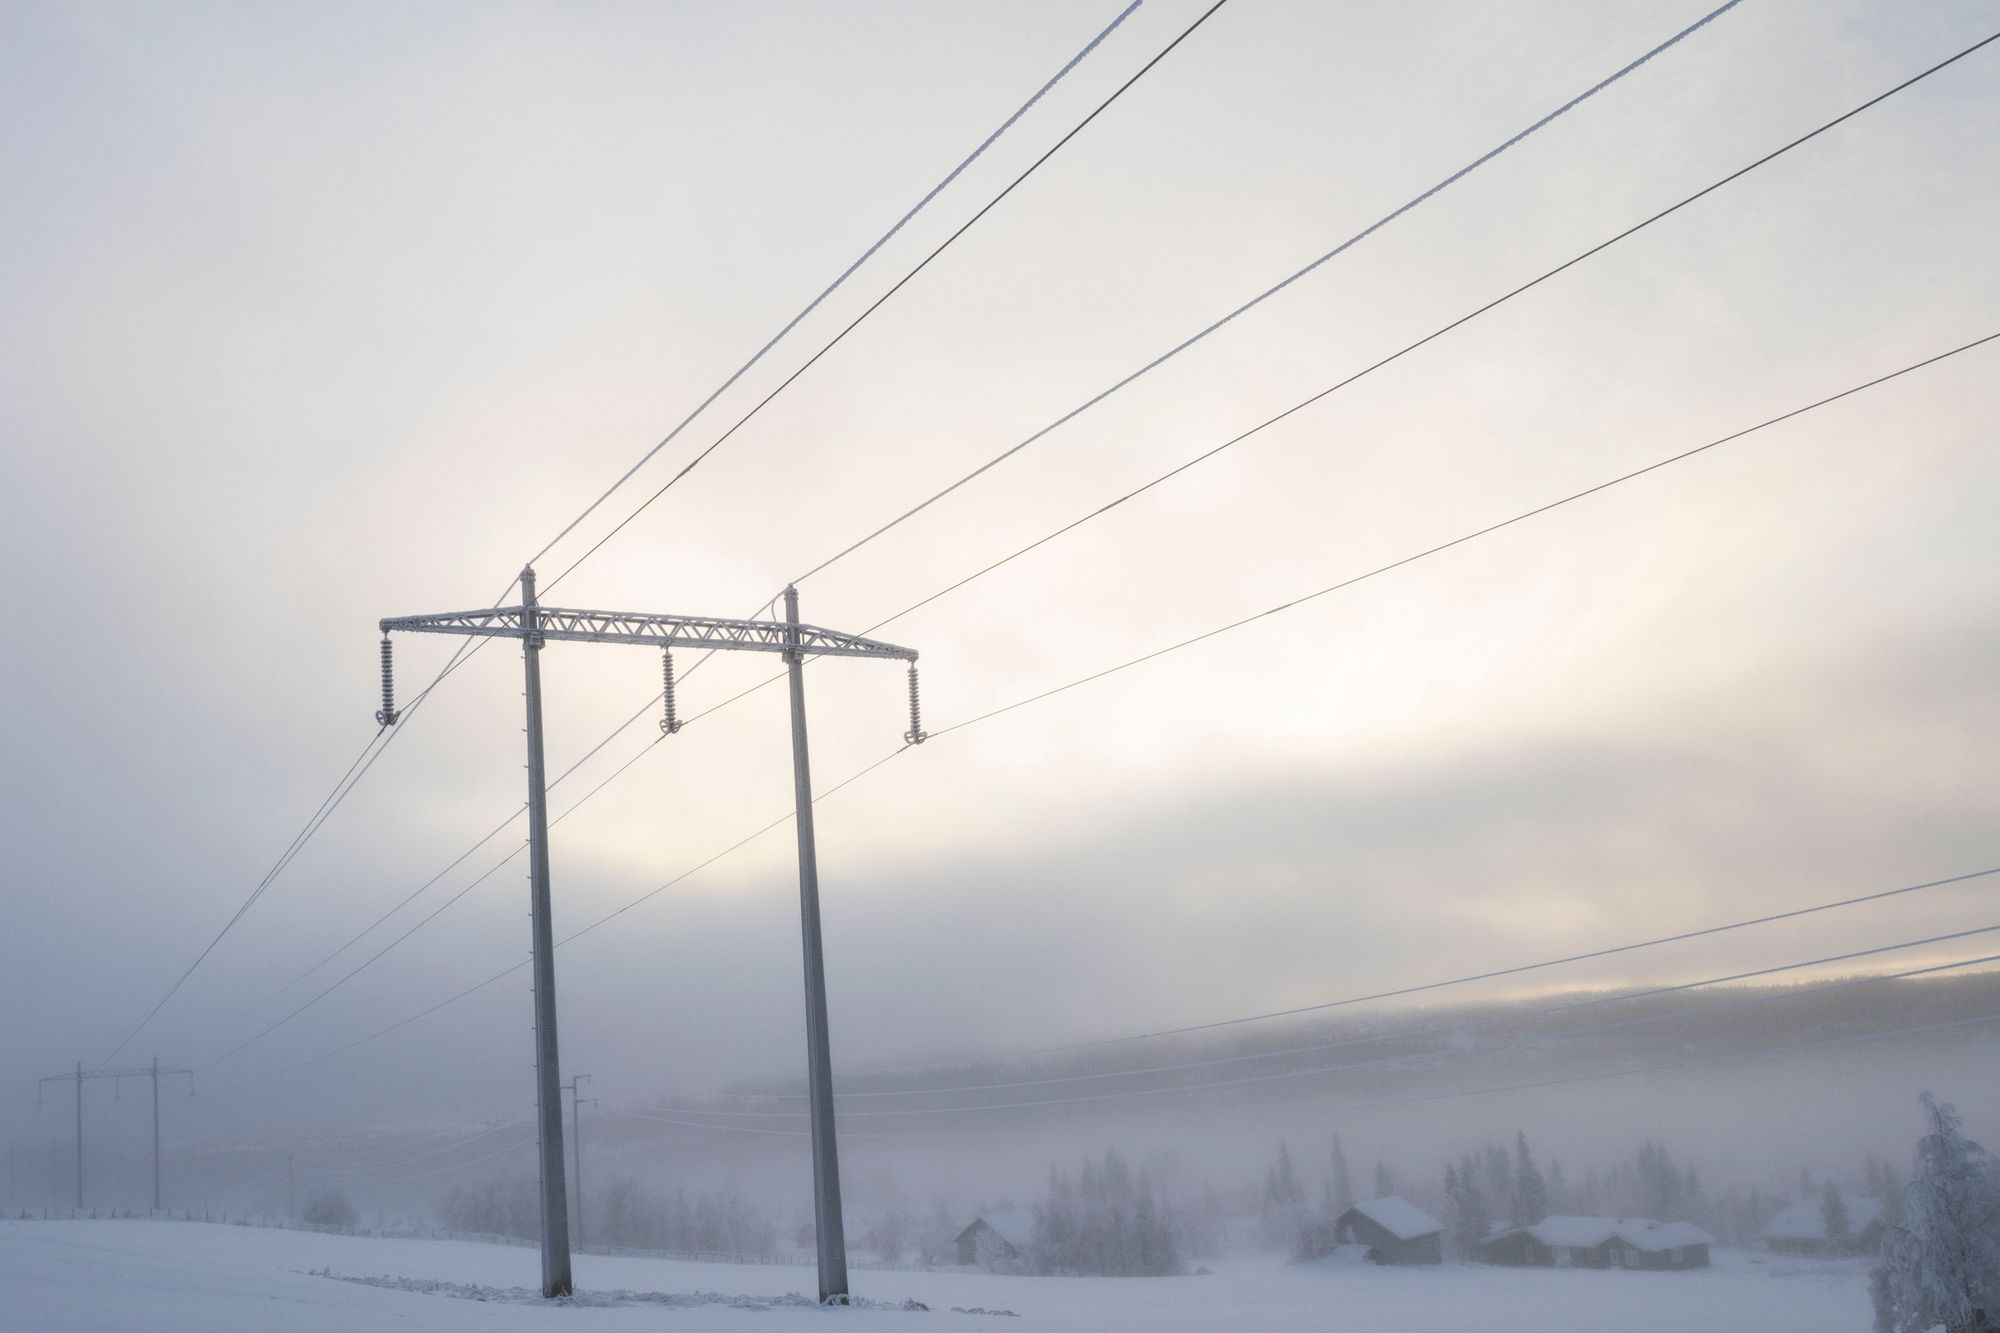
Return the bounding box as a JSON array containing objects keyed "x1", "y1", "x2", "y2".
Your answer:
[{"x1": 3, "y1": 0, "x2": 1997, "y2": 1167}]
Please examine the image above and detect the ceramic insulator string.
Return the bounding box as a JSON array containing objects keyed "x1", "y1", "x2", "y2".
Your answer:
[
  {"x1": 904, "y1": 663, "x2": 927, "y2": 745},
  {"x1": 374, "y1": 637, "x2": 399, "y2": 727},
  {"x1": 659, "y1": 648, "x2": 681, "y2": 735}
]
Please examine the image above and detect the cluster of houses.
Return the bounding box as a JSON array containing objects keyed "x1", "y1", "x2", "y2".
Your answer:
[
  {"x1": 1330, "y1": 1195, "x2": 1715, "y2": 1270},
  {"x1": 952, "y1": 1188, "x2": 1885, "y2": 1273}
]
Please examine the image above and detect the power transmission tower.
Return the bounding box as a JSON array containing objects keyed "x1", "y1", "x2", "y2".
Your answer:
[
  {"x1": 378, "y1": 568, "x2": 921, "y2": 1303},
  {"x1": 562, "y1": 1075, "x2": 596, "y2": 1248},
  {"x1": 37, "y1": 1058, "x2": 192, "y2": 1211}
]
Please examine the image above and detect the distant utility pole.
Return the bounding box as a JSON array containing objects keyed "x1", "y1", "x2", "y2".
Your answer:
[
  {"x1": 562, "y1": 1075, "x2": 595, "y2": 1248},
  {"x1": 37, "y1": 1057, "x2": 192, "y2": 1211},
  {"x1": 287, "y1": 1154, "x2": 295, "y2": 1221},
  {"x1": 378, "y1": 568, "x2": 922, "y2": 1303}
]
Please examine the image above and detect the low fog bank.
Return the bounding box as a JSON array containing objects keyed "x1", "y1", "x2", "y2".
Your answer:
[{"x1": 14, "y1": 973, "x2": 1994, "y2": 1270}]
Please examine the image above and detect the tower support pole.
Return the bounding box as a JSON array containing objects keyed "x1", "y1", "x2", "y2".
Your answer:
[
  {"x1": 784, "y1": 585, "x2": 848, "y2": 1304},
  {"x1": 522, "y1": 565, "x2": 573, "y2": 1298}
]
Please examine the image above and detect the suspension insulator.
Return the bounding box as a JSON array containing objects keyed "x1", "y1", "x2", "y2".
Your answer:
[
  {"x1": 903, "y1": 662, "x2": 927, "y2": 746},
  {"x1": 659, "y1": 647, "x2": 682, "y2": 735},
  {"x1": 375, "y1": 636, "x2": 400, "y2": 727}
]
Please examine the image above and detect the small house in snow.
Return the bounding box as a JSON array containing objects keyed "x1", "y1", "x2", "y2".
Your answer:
[
  {"x1": 954, "y1": 1209, "x2": 1034, "y2": 1266},
  {"x1": 1480, "y1": 1216, "x2": 1712, "y2": 1270},
  {"x1": 1761, "y1": 1197, "x2": 1888, "y2": 1256},
  {"x1": 1331, "y1": 1196, "x2": 1444, "y2": 1265}
]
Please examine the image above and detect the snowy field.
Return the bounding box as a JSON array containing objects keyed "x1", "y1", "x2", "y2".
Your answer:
[{"x1": 0, "y1": 1218, "x2": 1873, "y2": 1332}]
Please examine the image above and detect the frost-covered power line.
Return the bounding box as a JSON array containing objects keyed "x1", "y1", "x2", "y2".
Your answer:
[
  {"x1": 790, "y1": 0, "x2": 1747, "y2": 586},
  {"x1": 92, "y1": 3, "x2": 1143, "y2": 1072},
  {"x1": 221, "y1": 25, "x2": 1986, "y2": 1072},
  {"x1": 526, "y1": 0, "x2": 1146, "y2": 575},
  {"x1": 303, "y1": 19, "x2": 1994, "y2": 1009},
  {"x1": 209, "y1": 331, "x2": 1999, "y2": 1090}
]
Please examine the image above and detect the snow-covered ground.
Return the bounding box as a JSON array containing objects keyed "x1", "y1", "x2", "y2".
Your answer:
[{"x1": 0, "y1": 1218, "x2": 1873, "y2": 1331}]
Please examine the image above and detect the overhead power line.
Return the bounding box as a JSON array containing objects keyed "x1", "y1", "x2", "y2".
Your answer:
[
  {"x1": 529, "y1": 0, "x2": 1146, "y2": 578},
  {"x1": 565, "y1": 25, "x2": 2000, "y2": 739},
  {"x1": 199, "y1": 726, "x2": 680, "y2": 1072},
  {"x1": 258, "y1": 689, "x2": 664, "y2": 1007},
  {"x1": 227, "y1": 0, "x2": 1956, "y2": 1065},
  {"x1": 544, "y1": 0, "x2": 1237, "y2": 594},
  {"x1": 790, "y1": 0, "x2": 1746, "y2": 586},
  {"x1": 210, "y1": 328, "x2": 1998, "y2": 1090},
  {"x1": 95, "y1": 624, "x2": 496, "y2": 1071},
  {"x1": 290, "y1": 1119, "x2": 528, "y2": 1172},
  {"x1": 197, "y1": 0, "x2": 1216, "y2": 1032},
  {"x1": 298, "y1": 1134, "x2": 538, "y2": 1184},
  {"x1": 290, "y1": 28, "x2": 1995, "y2": 989},
  {"x1": 858, "y1": 28, "x2": 2000, "y2": 639},
  {"x1": 91, "y1": 8, "x2": 1142, "y2": 1069},
  {"x1": 928, "y1": 330, "x2": 2000, "y2": 740},
  {"x1": 91, "y1": 723, "x2": 399, "y2": 1069}
]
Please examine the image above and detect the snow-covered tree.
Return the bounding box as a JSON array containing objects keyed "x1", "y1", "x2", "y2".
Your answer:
[
  {"x1": 1515, "y1": 1132, "x2": 1549, "y2": 1227},
  {"x1": 1447, "y1": 1160, "x2": 1491, "y2": 1259},
  {"x1": 1824, "y1": 1182, "x2": 1854, "y2": 1256},
  {"x1": 1033, "y1": 1148, "x2": 1184, "y2": 1276},
  {"x1": 1329, "y1": 1135, "x2": 1353, "y2": 1216},
  {"x1": 1483, "y1": 1143, "x2": 1514, "y2": 1223},
  {"x1": 1260, "y1": 1142, "x2": 1307, "y2": 1252},
  {"x1": 301, "y1": 1189, "x2": 356, "y2": 1229},
  {"x1": 1637, "y1": 1140, "x2": 1687, "y2": 1221},
  {"x1": 1871, "y1": 1155, "x2": 1910, "y2": 1230},
  {"x1": 1873, "y1": 1092, "x2": 2000, "y2": 1333},
  {"x1": 1267, "y1": 1142, "x2": 1303, "y2": 1206}
]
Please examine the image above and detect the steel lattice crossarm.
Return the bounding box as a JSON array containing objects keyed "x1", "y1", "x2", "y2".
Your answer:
[
  {"x1": 380, "y1": 603, "x2": 917, "y2": 662},
  {"x1": 39, "y1": 1066, "x2": 193, "y2": 1086}
]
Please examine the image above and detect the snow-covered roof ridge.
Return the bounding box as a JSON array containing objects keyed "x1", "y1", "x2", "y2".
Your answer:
[
  {"x1": 1516, "y1": 1216, "x2": 1618, "y2": 1249},
  {"x1": 1349, "y1": 1195, "x2": 1443, "y2": 1241},
  {"x1": 1498, "y1": 1215, "x2": 1715, "y2": 1252},
  {"x1": 1620, "y1": 1219, "x2": 1715, "y2": 1252},
  {"x1": 1761, "y1": 1197, "x2": 1883, "y2": 1241},
  {"x1": 965, "y1": 1209, "x2": 1036, "y2": 1251}
]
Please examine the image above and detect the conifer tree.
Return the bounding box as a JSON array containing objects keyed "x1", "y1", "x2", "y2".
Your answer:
[
  {"x1": 1269, "y1": 1142, "x2": 1302, "y2": 1206},
  {"x1": 1447, "y1": 1162, "x2": 1491, "y2": 1258},
  {"x1": 1824, "y1": 1182, "x2": 1854, "y2": 1255},
  {"x1": 1330, "y1": 1135, "x2": 1353, "y2": 1215},
  {"x1": 1515, "y1": 1132, "x2": 1550, "y2": 1226}
]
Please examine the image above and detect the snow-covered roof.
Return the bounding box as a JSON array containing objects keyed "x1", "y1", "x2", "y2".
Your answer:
[
  {"x1": 959, "y1": 1209, "x2": 1035, "y2": 1251},
  {"x1": 1501, "y1": 1216, "x2": 1715, "y2": 1252},
  {"x1": 1519, "y1": 1216, "x2": 1619, "y2": 1249},
  {"x1": 1346, "y1": 1195, "x2": 1442, "y2": 1241},
  {"x1": 1619, "y1": 1220, "x2": 1715, "y2": 1252},
  {"x1": 1761, "y1": 1197, "x2": 1883, "y2": 1242}
]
